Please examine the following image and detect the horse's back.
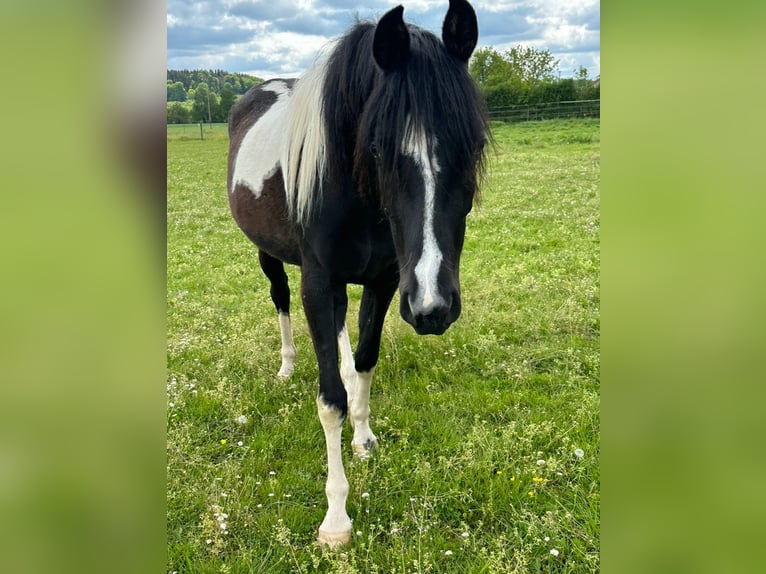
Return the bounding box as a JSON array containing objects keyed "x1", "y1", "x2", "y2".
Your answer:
[{"x1": 228, "y1": 79, "x2": 301, "y2": 266}]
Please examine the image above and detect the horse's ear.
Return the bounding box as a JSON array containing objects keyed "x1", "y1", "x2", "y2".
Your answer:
[
  {"x1": 373, "y1": 5, "x2": 410, "y2": 71},
  {"x1": 442, "y1": 0, "x2": 478, "y2": 63}
]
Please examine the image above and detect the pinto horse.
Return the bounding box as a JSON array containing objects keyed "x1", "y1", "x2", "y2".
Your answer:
[{"x1": 227, "y1": 0, "x2": 488, "y2": 547}]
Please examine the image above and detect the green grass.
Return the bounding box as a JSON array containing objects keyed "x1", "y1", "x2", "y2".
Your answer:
[{"x1": 167, "y1": 118, "x2": 600, "y2": 573}]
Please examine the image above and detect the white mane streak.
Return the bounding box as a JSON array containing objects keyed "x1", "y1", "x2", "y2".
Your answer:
[{"x1": 282, "y1": 45, "x2": 334, "y2": 226}]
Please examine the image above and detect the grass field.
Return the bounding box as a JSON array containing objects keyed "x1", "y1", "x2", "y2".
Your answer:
[{"x1": 167, "y1": 118, "x2": 600, "y2": 573}]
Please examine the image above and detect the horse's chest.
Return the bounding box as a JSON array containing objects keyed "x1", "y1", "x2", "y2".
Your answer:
[{"x1": 307, "y1": 217, "x2": 395, "y2": 282}]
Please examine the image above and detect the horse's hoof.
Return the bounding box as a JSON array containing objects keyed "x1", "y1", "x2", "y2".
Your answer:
[
  {"x1": 317, "y1": 528, "x2": 351, "y2": 548},
  {"x1": 352, "y1": 438, "x2": 378, "y2": 458},
  {"x1": 277, "y1": 366, "x2": 293, "y2": 379}
]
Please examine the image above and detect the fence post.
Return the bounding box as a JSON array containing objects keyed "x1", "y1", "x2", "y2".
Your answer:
[{"x1": 199, "y1": 122, "x2": 204, "y2": 141}]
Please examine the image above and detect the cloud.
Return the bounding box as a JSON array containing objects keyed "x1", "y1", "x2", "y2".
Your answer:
[{"x1": 166, "y1": 0, "x2": 600, "y2": 78}]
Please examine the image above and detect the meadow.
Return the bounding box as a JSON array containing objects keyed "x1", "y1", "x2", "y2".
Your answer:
[{"x1": 167, "y1": 118, "x2": 600, "y2": 573}]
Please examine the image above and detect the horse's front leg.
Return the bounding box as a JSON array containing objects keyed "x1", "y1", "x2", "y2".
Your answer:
[
  {"x1": 351, "y1": 273, "x2": 398, "y2": 457},
  {"x1": 301, "y1": 272, "x2": 352, "y2": 547}
]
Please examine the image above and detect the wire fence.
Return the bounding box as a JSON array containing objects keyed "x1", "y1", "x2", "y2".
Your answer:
[{"x1": 488, "y1": 99, "x2": 600, "y2": 123}]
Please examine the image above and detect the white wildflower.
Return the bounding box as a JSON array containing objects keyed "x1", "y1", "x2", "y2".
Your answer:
[
  {"x1": 236, "y1": 415, "x2": 248, "y2": 425},
  {"x1": 574, "y1": 448, "x2": 584, "y2": 459},
  {"x1": 361, "y1": 492, "x2": 370, "y2": 499},
  {"x1": 550, "y1": 548, "x2": 559, "y2": 557},
  {"x1": 537, "y1": 459, "x2": 546, "y2": 466},
  {"x1": 444, "y1": 550, "x2": 453, "y2": 556}
]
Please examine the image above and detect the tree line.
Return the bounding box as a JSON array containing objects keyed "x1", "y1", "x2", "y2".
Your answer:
[
  {"x1": 167, "y1": 70, "x2": 263, "y2": 124},
  {"x1": 469, "y1": 46, "x2": 599, "y2": 108},
  {"x1": 167, "y1": 47, "x2": 600, "y2": 124}
]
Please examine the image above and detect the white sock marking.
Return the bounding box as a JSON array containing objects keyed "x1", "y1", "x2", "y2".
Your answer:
[
  {"x1": 277, "y1": 312, "x2": 296, "y2": 379},
  {"x1": 231, "y1": 81, "x2": 291, "y2": 197},
  {"x1": 337, "y1": 324, "x2": 357, "y2": 397},
  {"x1": 317, "y1": 398, "x2": 352, "y2": 543},
  {"x1": 403, "y1": 128, "x2": 445, "y2": 313},
  {"x1": 351, "y1": 369, "x2": 377, "y2": 457}
]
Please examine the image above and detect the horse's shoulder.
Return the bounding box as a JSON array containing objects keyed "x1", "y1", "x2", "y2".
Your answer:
[{"x1": 228, "y1": 79, "x2": 297, "y2": 131}]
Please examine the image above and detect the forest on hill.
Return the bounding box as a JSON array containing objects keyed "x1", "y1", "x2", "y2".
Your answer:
[
  {"x1": 167, "y1": 46, "x2": 600, "y2": 124},
  {"x1": 167, "y1": 69, "x2": 263, "y2": 124}
]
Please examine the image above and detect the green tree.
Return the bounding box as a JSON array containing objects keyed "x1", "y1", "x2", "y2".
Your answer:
[
  {"x1": 504, "y1": 46, "x2": 558, "y2": 90},
  {"x1": 167, "y1": 102, "x2": 191, "y2": 124},
  {"x1": 219, "y1": 85, "x2": 236, "y2": 121},
  {"x1": 470, "y1": 46, "x2": 559, "y2": 106},
  {"x1": 573, "y1": 66, "x2": 592, "y2": 100},
  {"x1": 192, "y1": 83, "x2": 213, "y2": 122},
  {"x1": 470, "y1": 47, "x2": 510, "y2": 87},
  {"x1": 167, "y1": 81, "x2": 187, "y2": 102}
]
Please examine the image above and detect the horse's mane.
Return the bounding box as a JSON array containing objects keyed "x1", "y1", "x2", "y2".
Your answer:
[
  {"x1": 283, "y1": 18, "x2": 489, "y2": 226},
  {"x1": 281, "y1": 43, "x2": 335, "y2": 227}
]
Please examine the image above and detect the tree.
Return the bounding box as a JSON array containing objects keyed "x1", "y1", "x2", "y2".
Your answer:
[
  {"x1": 167, "y1": 102, "x2": 191, "y2": 124},
  {"x1": 573, "y1": 66, "x2": 599, "y2": 100},
  {"x1": 470, "y1": 47, "x2": 510, "y2": 87},
  {"x1": 167, "y1": 81, "x2": 186, "y2": 102},
  {"x1": 469, "y1": 46, "x2": 559, "y2": 105},
  {"x1": 505, "y1": 46, "x2": 558, "y2": 90},
  {"x1": 192, "y1": 82, "x2": 212, "y2": 122},
  {"x1": 219, "y1": 85, "x2": 236, "y2": 121}
]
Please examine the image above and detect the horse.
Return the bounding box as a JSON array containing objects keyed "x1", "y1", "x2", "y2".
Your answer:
[{"x1": 226, "y1": 0, "x2": 489, "y2": 547}]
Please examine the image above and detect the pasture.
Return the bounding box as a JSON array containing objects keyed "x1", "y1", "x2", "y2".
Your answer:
[{"x1": 167, "y1": 118, "x2": 600, "y2": 572}]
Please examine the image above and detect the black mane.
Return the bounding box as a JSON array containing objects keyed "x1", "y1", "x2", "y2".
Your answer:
[{"x1": 321, "y1": 20, "x2": 489, "y2": 204}]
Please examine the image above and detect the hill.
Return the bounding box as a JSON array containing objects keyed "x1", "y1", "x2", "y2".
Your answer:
[{"x1": 167, "y1": 69, "x2": 263, "y2": 102}]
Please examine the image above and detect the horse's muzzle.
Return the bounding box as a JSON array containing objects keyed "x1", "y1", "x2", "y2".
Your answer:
[{"x1": 400, "y1": 290, "x2": 461, "y2": 336}]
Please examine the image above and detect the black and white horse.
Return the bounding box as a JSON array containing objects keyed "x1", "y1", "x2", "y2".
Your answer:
[{"x1": 227, "y1": 0, "x2": 488, "y2": 547}]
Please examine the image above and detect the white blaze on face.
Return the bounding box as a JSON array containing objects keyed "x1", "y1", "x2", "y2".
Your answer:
[
  {"x1": 231, "y1": 81, "x2": 291, "y2": 197},
  {"x1": 402, "y1": 127, "x2": 445, "y2": 313}
]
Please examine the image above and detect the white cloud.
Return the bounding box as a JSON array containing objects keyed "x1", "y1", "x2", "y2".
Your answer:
[{"x1": 166, "y1": 0, "x2": 600, "y2": 79}]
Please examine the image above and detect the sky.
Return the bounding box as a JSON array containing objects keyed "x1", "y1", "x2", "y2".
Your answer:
[{"x1": 167, "y1": 0, "x2": 599, "y2": 80}]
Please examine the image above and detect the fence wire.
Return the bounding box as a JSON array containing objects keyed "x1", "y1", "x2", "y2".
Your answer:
[{"x1": 488, "y1": 99, "x2": 600, "y2": 122}]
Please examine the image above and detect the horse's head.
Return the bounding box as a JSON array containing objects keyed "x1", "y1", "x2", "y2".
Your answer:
[{"x1": 356, "y1": 1, "x2": 488, "y2": 335}]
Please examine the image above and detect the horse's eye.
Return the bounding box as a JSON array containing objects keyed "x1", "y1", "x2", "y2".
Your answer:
[{"x1": 370, "y1": 142, "x2": 380, "y2": 159}]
